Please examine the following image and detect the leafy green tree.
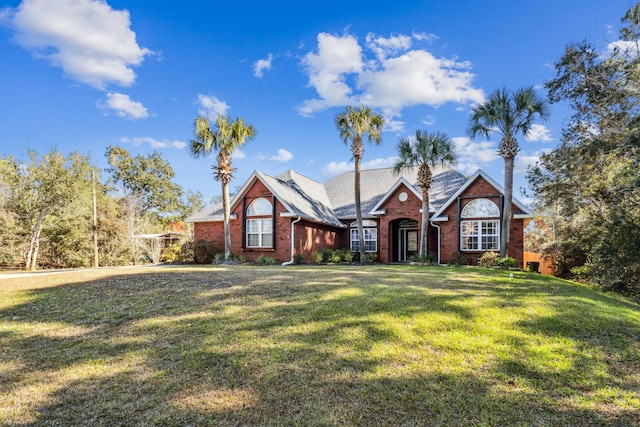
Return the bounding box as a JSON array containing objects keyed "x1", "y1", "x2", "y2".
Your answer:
[
  {"x1": 394, "y1": 130, "x2": 456, "y2": 258},
  {"x1": 0, "y1": 175, "x2": 22, "y2": 266},
  {"x1": 189, "y1": 114, "x2": 256, "y2": 260},
  {"x1": 469, "y1": 87, "x2": 550, "y2": 257},
  {"x1": 106, "y1": 146, "x2": 185, "y2": 264},
  {"x1": 528, "y1": 2, "x2": 640, "y2": 294},
  {"x1": 335, "y1": 106, "x2": 384, "y2": 263},
  {"x1": 0, "y1": 150, "x2": 96, "y2": 270}
]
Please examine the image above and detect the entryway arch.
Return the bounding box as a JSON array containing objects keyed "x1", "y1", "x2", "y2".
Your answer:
[{"x1": 390, "y1": 218, "x2": 418, "y2": 262}]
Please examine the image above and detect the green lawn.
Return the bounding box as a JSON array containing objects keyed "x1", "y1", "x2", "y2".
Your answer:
[{"x1": 1, "y1": 265, "x2": 639, "y2": 426}]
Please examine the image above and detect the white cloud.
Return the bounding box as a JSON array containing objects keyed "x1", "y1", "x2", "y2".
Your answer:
[
  {"x1": 322, "y1": 161, "x2": 352, "y2": 177},
  {"x1": 524, "y1": 124, "x2": 553, "y2": 142},
  {"x1": 421, "y1": 115, "x2": 436, "y2": 126},
  {"x1": 6, "y1": 0, "x2": 151, "y2": 89},
  {"x1": 608, "y1": 40, "x2": 640, "y2": 57},
  {"x1": 298, "y1": 31, "x2": 484, "y2": 124},
  {"x1": 298, "y1": 32, "x2": 364, "y2": 116},
  {"x1": 452, "y1": 136, "x2": 499, "y2": 175},
  {"x1": 120, "y1": 136, "x2": 185, "y2": 149},
  {"x1": 269, "y1": 148, "x2": 293, "y2": 162},
  {"x1": 321, "y1": 156, "x2": 397, "y2": 178},
  {"x1": 233, "y1": 149, "x2": 246, "y2": 160},
  {"x1": 515, "y1": 149, "x2": 552, "y2": 173},
  {"x1": 358, "y1": 50, "x2": 483, "y2": 110},
  {"x1": 101, "y1": 92, "x2": 148, "y2": 119},
  {"x1": 515, "y1": 153, "x2": 541, "y2": 174},
  {"x1": 412, "y1": 32, "x2": 438, "y2": 42},
  {"x1": 197, "y1": 94, "x2": 229, "y2": 117},
  {"x1": 365, "y1": 33, "x2": 412, "y2": 61},
  {"x1": 254, "y1": 53, "x2": 273, "y2": 78}
]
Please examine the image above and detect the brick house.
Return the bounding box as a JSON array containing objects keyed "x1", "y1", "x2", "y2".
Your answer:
[{"x1": 186, "y1": 166, "x2": 533, "y2": 266}]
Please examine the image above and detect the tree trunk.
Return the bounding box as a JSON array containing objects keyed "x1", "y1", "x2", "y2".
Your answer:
[
  {"x1": 501, "y1": 156, "x2": 514, "y2": 258},
  {"x1": 354, "y1": 157, "x2": 366, "y2": 263},
  {"x1": 92, "y1": 170, "x2": 99, "y2": 268},
  {"x1": 420, "y1": 186, "x2": 429, "y2": 258},
  {"x1": 222, "y1": 180, "x2": 232, "y2": 260},
  {"x1": 25, "y1": 212, "x2": 45, "y2": 270},
  {"x1": 26, "y1": 218, "x2": 44, "y2": 271}
]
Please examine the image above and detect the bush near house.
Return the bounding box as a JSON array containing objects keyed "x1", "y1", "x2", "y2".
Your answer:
[
  {"x1": 193, "y1": 239, "x2": 219, "y2": 264},
  {"x1": 256, "y1": 255, "x2": 277, "y2": 265}
]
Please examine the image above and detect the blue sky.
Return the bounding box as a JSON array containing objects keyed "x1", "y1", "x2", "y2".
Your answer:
[{"x1": 0, "y1": 0, "x2": 633, "y2": 204}]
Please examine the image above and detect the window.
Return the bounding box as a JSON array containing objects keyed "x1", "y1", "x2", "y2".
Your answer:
[
  {"x1": 350, "y1": 221, "x2": 377, "y2": 252},
  {"x1": 246, "y1": 197, "x2": 272, "y2": 216},
  {"x1": 246, "y1": 198, "x2": 273, "y2": 248},
  {"x1": 461, "y1": 198, "x2": 500, "y2": 218},
  {"x1": 246, "y1": 218, "x2": 273, "y2": 247},
  {"x1": 460, "y1": 198, "x2": 500, "y2": 251},
  {"x1": 461, "y1": 220, "x2": 499, "y2": 251}
]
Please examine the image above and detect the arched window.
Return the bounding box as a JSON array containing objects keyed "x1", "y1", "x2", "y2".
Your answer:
[
  {"x1": 246, "y1": 198, "x2": 273, "y2": 248},
  {"x1": 461, "y1": 198, "x2": 500, "y2": 218},
  {"x1": 460, "y1": 198, "x2": 500, "y2": 251},
  {"x1": 247, "y1": 198, "x2": 272, "y2": 216}
]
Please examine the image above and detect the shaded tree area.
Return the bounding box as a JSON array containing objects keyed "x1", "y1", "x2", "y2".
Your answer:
[
  {"x1": 527, "y1": 3, "x2": 640, "y2": 295},
  {"x1": 0, "y1": 148, "x2": 202, "y2": 270}
]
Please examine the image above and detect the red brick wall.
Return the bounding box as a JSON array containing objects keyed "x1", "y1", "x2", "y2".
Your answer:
[
  {"x1": 378, "y1": 184, "x2": 424, "y2": 263},
  {"x1": 193, "y1": 179, "x2": 347, "y2": 264},
  {"x1": 192, "y1": 179, "x2": 289, "y2": 263},
  {"x1": 294, "y1": 220, "x2": 342, "y2": 262},
  {"x1": 438, "y1": 176, "x2": 526, "y2": 267},
  {"x1": 193, "y1": 221, "x2": 225, "y2": 251}
]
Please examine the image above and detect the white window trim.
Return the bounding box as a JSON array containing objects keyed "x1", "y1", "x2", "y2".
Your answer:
[
  {"x1": 246, "y1": 218, "x2": 273, "y2": 248},
  {"x1": 350, "y1": 227, "x2": 377, "y2": 252},
  {"x1": 460, "y1": 219, "x2": 500, "y2": 251}
]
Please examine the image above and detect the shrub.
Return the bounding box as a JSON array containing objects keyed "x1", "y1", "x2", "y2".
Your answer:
[
  {"x1": 496, "y1": 257, "x2": 518, "y2": 268},
  {"x1": 176, "y1": 241, "x2": 194, "y2": 263},
  {"x1": 256, "y1": 255, "x2": 277, "y2": 265},
  {"x1": 320, "y1": 248, "x2": 332, "y2": 262},
  {"x1": 477, "y1": 251, "x2": 500, "y2": 268},
  {"x1": 213, "y1": 252, "x2": 246, "y2": 264},
  {"x1": 343, "y1": 250, "x2": 354, "y2": 263},
  {"x1": 293, "y1": 253, "x2": 305, "y2": 265},
  {"x1": 449, "y1": 251, "x2": 468, "y2": 266},
  {"x1": 193, "y1": 239, "x2": 218, "y2": 264},
  {"x1": 409, "y1": 254, "x2": 437, "y2": 265},
  {"x1": 311, "y1": 250, "x2": 323, "y2": 264},
  {"x1": 161, "y1": 243, "x2": 181, "y2": 263},
  {"x1": 327, "y1": 249, "x2": 342, "y2": 263},
  {"x1": 365, "y1": 252, "x2": 378, "y2": 263}
]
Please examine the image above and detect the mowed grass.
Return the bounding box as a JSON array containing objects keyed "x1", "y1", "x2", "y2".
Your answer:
[{"x1": 1, "y1": 265, "x2": 639, "y2": 426}]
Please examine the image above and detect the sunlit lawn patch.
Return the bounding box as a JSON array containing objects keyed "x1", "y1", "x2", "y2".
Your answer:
[{"x1": 1, "y1": 265, "x2": 639, "y2": 425}]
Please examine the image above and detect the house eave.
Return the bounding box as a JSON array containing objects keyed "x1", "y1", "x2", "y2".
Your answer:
[
  {"x1": 514, "y1": 213, "x2": 533, "y2": 219},
  {"x1": 369, "y1": 209, "x2": 386, "y2": 215},
  {"x1": 280, "y1": 212, "x2": 347, "y2": 228},
  {"x1": 185, "y1": 213, "x2": 237, "y2": 223}
]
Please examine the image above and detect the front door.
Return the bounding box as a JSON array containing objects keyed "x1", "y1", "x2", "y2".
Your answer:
[{"x1": 398, "y1": 228, "x2": 419, "y2": 262}]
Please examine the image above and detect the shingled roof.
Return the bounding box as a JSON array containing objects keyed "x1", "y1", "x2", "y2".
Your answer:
[{"x1": 186, "y1": 166, "x2": 468, "y2": 225}]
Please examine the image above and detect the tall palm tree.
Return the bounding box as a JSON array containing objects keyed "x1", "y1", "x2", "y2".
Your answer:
[
  {"x1": 190, "y1": 114, "x2": 256, "y2": 260},
  {"x1": 469, "y1": 86, "x2": 549, "y2": 257},
  {"x1": 335, "y1": 106, "x2": 384, "y2": 263},
  {"x1": 393, "y1": 130, "x2": 457, "y2": 259}
]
